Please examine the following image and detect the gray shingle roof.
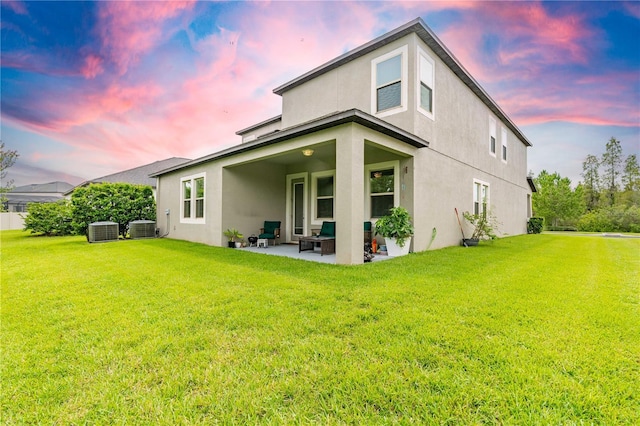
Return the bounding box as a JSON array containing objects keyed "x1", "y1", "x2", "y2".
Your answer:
[
  {"x1": 68, "y1": 157, "x2": 190, "y2": 194},
  {"x1": 11, "y1": 181, "x2": 74, "y2": 194}
]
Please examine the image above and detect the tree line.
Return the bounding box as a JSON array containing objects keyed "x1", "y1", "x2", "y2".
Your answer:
[{"x1": 532, "y1": 137, "x2": 640, "y2": 232}]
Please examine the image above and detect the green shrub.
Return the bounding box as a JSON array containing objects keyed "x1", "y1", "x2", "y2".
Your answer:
[
  {"x1": 527, "y1": 217, "x2": 544, "y2": 234},
  {"x1": 23, "y1": 200, "x2": 74, "y2": 236},
  {"x1": 577, "y1": 205, "x2": 640, "y2": 232},
  {"x1": 462, "y1": 210, "x2": 499, "y2": 240},
  {"x1": 71, "y1": 183, "x2": 155, "y2": 238}
]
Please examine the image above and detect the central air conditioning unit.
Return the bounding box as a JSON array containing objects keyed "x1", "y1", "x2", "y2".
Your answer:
[
  {"x1": 88, "y1": 221, "x2": 119, "y2": 243},
  {"x1": 129, "y1": 220, "x2": 156, "y2": 239}
]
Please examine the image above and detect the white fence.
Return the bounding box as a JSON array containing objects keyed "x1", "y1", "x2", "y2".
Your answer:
[{"x1": 1, "y1": 212, "x2": 25, "y2": 231}]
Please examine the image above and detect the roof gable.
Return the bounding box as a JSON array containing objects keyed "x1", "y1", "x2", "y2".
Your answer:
[{"x1": 274, "y1": 18, "x2": 531, "y2": 148}]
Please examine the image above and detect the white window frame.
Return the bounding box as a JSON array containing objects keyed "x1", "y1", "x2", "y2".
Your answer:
[
  {"x1": 473, "y1": 179, "x2": 490, "y2": 216},
  {"x1": 180, "y1": 172, "x2": 206, "y2": 224},
  {"x1": 311, "y1": 170, "x2": 335, "y2": 225},
  {"x1": 417, "y1": 47, "x2": 435, "y2": 120},
  {"x1": 501, "y1": 127, "x2": 508, "y2": 163},
  {"x1": 371, "y1": 45, "x2": 408, "y2": 118},
  {"x1": 365, "y1": 161, "x2": 400, "y2": 220},
  {"x1": 489, "y1": 117, "x2": 497, "y2": 157}
]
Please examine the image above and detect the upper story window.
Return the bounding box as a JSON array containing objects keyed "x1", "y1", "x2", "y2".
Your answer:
[
  {"x1": 377, "y1": 55, "x2": 401, "y2": 110},
  {"x1": 366, "y1": 161, "x2": 400, "y2": 219},
  {"x1": 418, "y1": 48, "x2": 435, "y2": 119},
  {"x1": 311, "y1": 170, "x2": 335, "y2": 222},
  {"x1": 489, "y1": 116, "x2": 497, "y2": 156},
  {"x1": 371, "y1": 46, "x2": 408, "y2": 118},
  {"x1": 501, "y1": 128, "x2": 508, "y2": 163},
  {"x1": 181, "y1": 172, "x2": 205, "y2": 223},
  {"x1": 473, "y1": 179, "x2": 490, "y2": 216}
]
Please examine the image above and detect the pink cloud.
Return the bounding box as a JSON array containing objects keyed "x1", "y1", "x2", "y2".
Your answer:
[
  {"x1": 95, "y1": 1, "x2": 196, "y2": 75},
  {"x1": 3, "y1": 1, "x2": 637, "y2": 183},
  {"x1": 496, "y1": 69, "x2": 639, "y2": 127},
  {"x1": 4, "y1": 2, "x2": 386, "y2": 175},
  {"x1": 431, "y1": 1, "x2": 637, "y2": 128},
  {"x1": 623, "y1": 2, "x2": 640, "y2": 19},
  {"x1": 1, "y1": 0, "x2": 28, "y2": 15},
  {"x1": 438, "y1": 2, "x2": 595, "y2": 83},
  {"x1": 80, "y1": 54, "x2": 104, "y2": 79}
]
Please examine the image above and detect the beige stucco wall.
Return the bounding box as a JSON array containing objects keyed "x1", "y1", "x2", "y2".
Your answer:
[
  {"x1": 278, "y1": 31, "x2": 531, "y2": 253},
  {"x1": 281, "y1": 35, "x2": 420, "y2": 131},
  {"x1": 222, "y1": 162, "x2": 287, "y2": 240},
  {"x1": 412, "y1": 147, "x2": 530, "y2": 252}
]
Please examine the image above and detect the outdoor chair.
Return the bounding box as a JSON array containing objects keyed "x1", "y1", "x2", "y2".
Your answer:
[
  {"x1": 259, "y1": 220, "x2": 281, "y2": 246},
  {"x1": 319, "y1": 221, "x2": 335, "y2": 238},
  {"x1": 364, "y1": 221, "x2": 372, "y2": 244}
]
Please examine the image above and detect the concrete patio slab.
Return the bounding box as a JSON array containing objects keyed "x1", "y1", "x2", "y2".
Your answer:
[{"x1": 239, "y1": 243, "x2": 393, "y2": 264}]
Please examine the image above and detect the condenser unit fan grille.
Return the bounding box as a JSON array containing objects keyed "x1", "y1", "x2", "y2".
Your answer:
[
  {"x1": 88, "y1": 221, "x2": 119, "y2": 243},
  {"x1": 129, "y1": 220, "x2": 156, "y2": 239}
]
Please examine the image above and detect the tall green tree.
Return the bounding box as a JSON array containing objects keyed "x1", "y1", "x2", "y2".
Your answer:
[
  {"x1": 581, "y1": 154, "x2": 600, "y2": 211},
  {"x1": 0, "y1": 141, "x2": 19, "y2": 211},
  {"x1": 601, "y1": 137, "x2": 622, "y2": 206},
  {"x1": 621, "y1": 154, "x2": 640, "y2": 207},
  {"x1": 532, "y1": 170, "x2": 584, "y2": 228}
]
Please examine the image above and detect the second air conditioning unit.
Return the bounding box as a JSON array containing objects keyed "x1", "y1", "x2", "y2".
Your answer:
[{"x1": 129, "y1": 220, "x2": 156, "y2": 239}]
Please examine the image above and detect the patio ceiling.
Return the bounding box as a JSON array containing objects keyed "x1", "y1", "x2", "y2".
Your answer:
[{"x1": 231, "y1": 140, "x2": 409, "y2": 169}]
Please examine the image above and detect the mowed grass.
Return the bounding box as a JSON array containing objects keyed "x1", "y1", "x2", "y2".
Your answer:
[{"x1": 1, "y1": 231, "x2": 638, "y2": 424}]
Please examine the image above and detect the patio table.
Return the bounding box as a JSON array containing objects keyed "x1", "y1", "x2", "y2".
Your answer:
[{"x1": 298, "y1": 236, "x2": 335, "y2": 256}]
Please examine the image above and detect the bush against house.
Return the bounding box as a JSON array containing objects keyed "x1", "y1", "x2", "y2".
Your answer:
[
  {"x1": 71, "y1": 183, "x2": 156, "y2": 238},
  {"x1": 23, "y1": 199, "x2": 74, "y2": 236}
]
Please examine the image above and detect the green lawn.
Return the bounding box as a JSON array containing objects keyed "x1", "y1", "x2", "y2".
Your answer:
[{"x1": 2, "y1": 231, "x2": 638, "y2": 424}]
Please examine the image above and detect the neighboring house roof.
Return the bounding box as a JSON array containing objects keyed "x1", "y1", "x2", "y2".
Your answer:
[
  {"x1": 67, "y1": 157, "x2": 190, "y2": 194},
  {"x1": 5, "y1": 181, "x2": 73, "y2": 205},
  {"x1": 273, "y1": 17, "x2": 532, "y2": 148},
  {"x1": 151, "y1": 109, "x2": 430, "y2": 177},
  {"x1": 4, "y1": 194, "x2": 63, "y2": 204},
  {"x1": 11, "y1": 181, "x2": 74, "y2": 194}
]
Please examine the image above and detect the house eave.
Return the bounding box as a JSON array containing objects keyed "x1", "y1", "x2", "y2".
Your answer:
[
  {"x1": 151, "y1": 109, "x2": 429, "y2": 177},
  {"x1": 273, "y1": 17, "x2": 532, "y2": 148},
  {"x1": 235, "y1": 115, "x2": 282, "y2": 136}
]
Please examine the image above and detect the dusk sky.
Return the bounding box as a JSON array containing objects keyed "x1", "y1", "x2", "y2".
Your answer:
[{"x1": 1, "y1": 1, "x2": 639, "y2": 188}]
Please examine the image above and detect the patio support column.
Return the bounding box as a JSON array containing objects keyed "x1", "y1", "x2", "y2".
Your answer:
[{"x1": 335, "y1": 124, "x2": 365, "y2": 265}]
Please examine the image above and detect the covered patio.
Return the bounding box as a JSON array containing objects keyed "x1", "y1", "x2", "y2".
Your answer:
[
  {"x1": 218, "y1": 117, "x2": 421, "y2": 265},
  {"x1": 239, "y1": 242, "x2": 393, "y2": 264}
]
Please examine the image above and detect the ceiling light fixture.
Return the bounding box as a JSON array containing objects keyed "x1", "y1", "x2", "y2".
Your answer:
[{"x1": 302, "y1": 149, "x2": 314, "y2": 157}]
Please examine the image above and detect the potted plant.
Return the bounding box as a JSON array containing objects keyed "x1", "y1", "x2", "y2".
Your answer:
[
  {"x1": 461, "y1": 210, "x2": 499, "y2": 246},
  {"x1": 374, "y1": 206, "x2": 414, "y2": 257},
  {"x1": 223, "y1": 228, "x2": 244, "y2": 248}
]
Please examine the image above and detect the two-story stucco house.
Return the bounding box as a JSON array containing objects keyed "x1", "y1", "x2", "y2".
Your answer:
[{"x1": 152, "y1": 18, "x2": 534, "y2": 265}]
